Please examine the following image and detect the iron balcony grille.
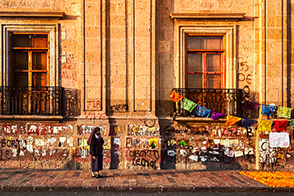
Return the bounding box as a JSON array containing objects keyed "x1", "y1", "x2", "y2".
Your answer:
[
  {"x1": 0, "y1": 86, "x2": 63, "y2": 115},
  {"x1": 173, "y1": 88, "x2": 243, "y2": 118}
]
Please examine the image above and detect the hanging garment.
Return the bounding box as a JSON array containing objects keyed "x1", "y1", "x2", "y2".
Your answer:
[
  {"x1": 226, "y1": 115, "x2": 242, "y2": 126},
  {"x1": 170, "y1": 91, "x2": 183, "y2": 102},
  {"x1": 240, "y1": 119, "x2": 257, "y2": 129},
  {"x1": 210, "y1": 111, "x2": 226, "y2": 120},
  {"x1": 277, "y1": 107, "x2": 292, "y2": 119},
  {"x1": 180, "y1": 98, "x2": 197, "y2": 112},
  {"x1": 195, "y1": 105, "x2": 212, "y2": 118},
  {"x1": 261, "y1": 104, "x2": 276, "y2": 116},
  {"x1": 273, "y1": 120, "x2": 288, "y2": 132}
]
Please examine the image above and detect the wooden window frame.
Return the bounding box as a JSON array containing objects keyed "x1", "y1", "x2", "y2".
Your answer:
[
  {"x1": 185, "y1": 34, "x2": 226, "y2": 88},
  {"x1": 1, "y1": 24, "x2": 59, "y2": 87},
  {"x1": 10, "y1": 32, "x2": 49, "y2": 87}
]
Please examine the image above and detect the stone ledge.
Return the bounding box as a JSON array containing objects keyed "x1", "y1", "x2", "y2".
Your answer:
[
  {"x1": 170, "y1": 13, "x2": 245, "y2": 22},
  {"x1": 0, "y1": 115, "x2": 63, "y2": 122},
  {"x1": 0, "y1": 11, "x2": 65, "y2": 19}
]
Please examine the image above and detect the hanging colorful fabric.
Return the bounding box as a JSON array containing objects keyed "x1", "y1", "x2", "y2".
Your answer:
[
  {"x1": 244, "y1": 101, "x2": 260, "y2": 110},
  {"x1": 273, "y1": 120, "x2": 288, "y2": 132},
  {"x1": 277, "y1": 107, "x2": 292, "y2": 119},
  {"x1": 240, "y1": 119, "x2": 257, "y2": 128},
  {"x1": 210, "y1": 111, "x2": 226, "y2": 120},
  {"x1": 170, "y1": 91, "x2": 183, "y2": 102},
  {"x1": 257, "y1": 120, "x2": 273, "y2": 133},
  {"x1": 195, "y1": 105, "x2": 212, "y2": 118},
  {"x1": 261, "y1": 104, "x2": 276, "y2": 116},
  {"x1": 226, "y1": 115, "x2": 242, "y2": 126},
  {"x1": 290, "y1": 120, "x2": 294, "y2": 130},
  {"x1": 180, "y1": 98, "x2": 197, "y2": 112}
]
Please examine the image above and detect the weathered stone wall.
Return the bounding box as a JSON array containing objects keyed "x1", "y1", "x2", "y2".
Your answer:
[
  {"x1": 0, "y1": 0, "x2": 293, "y2": 171},
  {"x1": 1, "y1": 122, "x2": 293, "y2": 171}
]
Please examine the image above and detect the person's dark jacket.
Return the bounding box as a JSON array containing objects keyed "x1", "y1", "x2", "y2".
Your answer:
[{"x1": 89, "y1": 135, "x2": 104, "y2": 156}]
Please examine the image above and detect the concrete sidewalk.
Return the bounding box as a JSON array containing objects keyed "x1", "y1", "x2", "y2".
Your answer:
[{"x1": 0, "y1": 169, "x2": 293, "y2": 193}]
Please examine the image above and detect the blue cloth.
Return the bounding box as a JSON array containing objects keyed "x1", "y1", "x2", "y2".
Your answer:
[
  {"x1": 240, "y1": 119, "x2": 257, "y2": 128},
  {"x1": 261, "y1": 104, "x2": 276, "y2": 116},
  {"x1": 195, "y1": 105, "x2": 212, "y2": 118}
]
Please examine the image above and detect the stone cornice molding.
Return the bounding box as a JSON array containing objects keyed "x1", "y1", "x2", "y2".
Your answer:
[
  {"x1": 170, "y1": 13, "x2": 245, "y2": 22},
  {"x1": 0, "y1": 11, "x2": 65, "y2": 19}
]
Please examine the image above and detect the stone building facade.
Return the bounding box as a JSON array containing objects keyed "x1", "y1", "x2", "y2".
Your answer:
[{"x1": 0, "y1": 0, "x2": 293, "y2": 171}]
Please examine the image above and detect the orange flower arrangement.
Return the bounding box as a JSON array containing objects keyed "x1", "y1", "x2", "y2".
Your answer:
[{"x1": 241, "y1": 171, "x2": 294, "y2": 187}]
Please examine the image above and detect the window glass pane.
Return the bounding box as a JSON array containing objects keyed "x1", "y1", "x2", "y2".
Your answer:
[
  {"x1": 12, "y1": 34, "x2": 32, "y2": 47},
  {"x1": 207, "y1": 54, "x2": 221, "y2": 72},
  {"x1": 188, "y1": 53, "x2": 202, "y2": 72},
  {"x1": 34, "y1": 35, "x2": 48, "y2": 48},
  {"x1": 188, "y1": 74, "x2": 202, "y2": 88},
  {"x1": 32, "y1": 52, "x2": 47, "y2": 70},
  {"x1": 13, "y1": 51, "x2": 28, "y2": 70},
  {"x1": 206, "y1": 37, "x2": 222, "y2": 49},
  {"x1": 14, "y1": 73, "x2": 28, "y2": 86},
  {"x1": 207, "y1": 75, "x2": 221, "y2": 88},
  {"x1": 32, "y1": 73, "x2": 47, "y2": 87},
  {"x1": 187, "y1": 37, "x2": 204, "y2": 49},
  {"x1": 187, "y1": 36, "x2": 223, "y2": 49}
]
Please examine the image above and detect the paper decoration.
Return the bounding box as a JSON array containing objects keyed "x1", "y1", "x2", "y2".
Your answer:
[
  {"x1": 103, "y1": 138, "x2": 111, "y2": 149},
  {"x1": 114, "y1": 126, "x2": 121, "y2": 133},
  {"x1": 277, "y1": 107, "x2": 292, "y2": 119},
  {"x1": 234, "y1": 151, "x2": 244, "y2": 158},
  {"x1": 269, "y1": 132, "x2": 290, "y2": 148},
  {"x1": 167, "y1": 150, "x2": 176, "y2": 157},
  {"x1": 261, "y1": 104, "x2": 276, "y2": 116},
  {"x1": 240, "y1": 119, "x2": 257, "y2": 128},
  {"x1": 180, "y1": 149, "x2": 187, "y2": 157},
  {"x1": 273, "y1": 120, "x2": 288, "y2": 132},
  {"x1": 290, "y1": 120, "x2": 294, "y2": 130},
  {"x1": 80, "y1": 139, "x2": 88, "y2": 147},
  {"x1": 210, "y1": 111, "x2": 226, "y2": 120},
  {"x1": 180, "y1": 140, "x2": 186, "y2": 146},
  {"x1": 244, "y1": 101, "x2": 260, "y2": 110},
  {"x1": 180, "y1": 98, "x2": 197, "y2": 112},
  {"x1": 114, "y1": 138, "x2": 121, "y2": 145},
  {"x1": 170, "y1": 91, "x2": 183, "y2": 102},
  {"x1": 189, "y1": 155, "x2": 198, "y2": 162},
  {"x1": 195, "y1": 105, "x2": 212, "y2": 118},
  {"x1": 257, "y1": 120, "x2": 273, "y2": 133},
  {"x1": 67, "y1": 138, "x2": 73, "y2": 147},
  {"x1": 19, "y1": 150, "x2": 25, "y2": 156},
  {"x1": 133, "y1": 126, "x2": 139, "y2": 133},
  {"x1": 149, "y1": 138, "x2": 158, "y2": 149},
  {"x1": 35, "y1": 139, "x2": 44, "y2": 146},
  {"x1": 245, "y1": 148, "x2": 254, "y2": 155},
  {"x1": 226, "y1": 115, "x2": 242, "y2": 126},
  {"x1": 42, "y1": 149, "x2": 46, "y2": 157}
]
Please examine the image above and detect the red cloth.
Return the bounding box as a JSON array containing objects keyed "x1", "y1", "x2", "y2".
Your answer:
[{"x1": 273, "y1": 120, "x2": 288, "y2": 132}]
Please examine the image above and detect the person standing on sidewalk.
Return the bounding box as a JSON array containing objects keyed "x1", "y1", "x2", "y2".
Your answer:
[{"x1": 87, "y1": 127, "x2": 104, "y2": 178}]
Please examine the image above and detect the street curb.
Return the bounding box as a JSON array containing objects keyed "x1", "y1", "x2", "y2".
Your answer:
[{"x1": 1, "y1": 185, "x2": 294, "y2": 192}]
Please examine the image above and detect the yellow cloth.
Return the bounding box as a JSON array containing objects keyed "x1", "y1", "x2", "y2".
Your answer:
[
  {"x1": 170, "y1": 91, "x2": 183, "y2": 102},
  {"x1": 226, "y1": 115, "x2": 241, "y2": 126},
  {"x1": 277, "y1": 107, "x2": 292, "y2": 119},
  {"x1": 257, "y1": 120, "x2": 273, "y2": 133}
]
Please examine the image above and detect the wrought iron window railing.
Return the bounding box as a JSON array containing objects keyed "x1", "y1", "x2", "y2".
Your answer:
[
  {"x1": 173, "y1": 88, "x2": 243, "y2": 118},
  {"x1": 0, "y1": 86, "x2": 63, "y2": 115}
]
